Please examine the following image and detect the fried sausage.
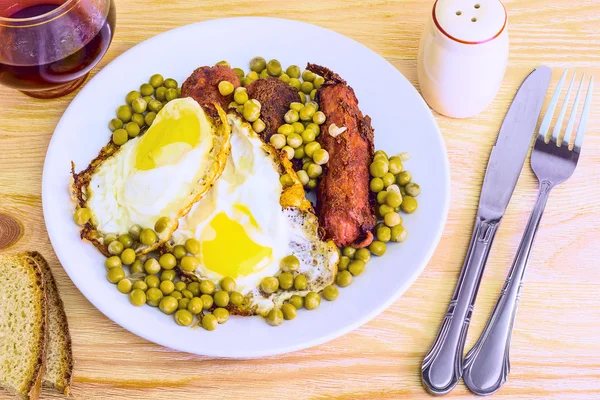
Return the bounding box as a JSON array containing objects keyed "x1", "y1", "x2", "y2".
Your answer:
[
  {"x1": 247, "y1": 77, "x2": 300, "y2": 141},
  {"x1": 306, "y1": 63, "x2": 376, "y2": 248},
  {"x1": 181, "y1": 65, "x2": 240, "y2": 117}
]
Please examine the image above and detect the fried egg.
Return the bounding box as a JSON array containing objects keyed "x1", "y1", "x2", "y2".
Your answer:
[
  {"x1": 78, "y1": 98, "x2": 230, "y2": 254},
  {"x1": 172, "y1": 114, "x2": 338, "y2": 315}
]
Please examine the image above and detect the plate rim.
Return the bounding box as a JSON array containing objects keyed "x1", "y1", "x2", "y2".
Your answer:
[{"x1": 42, "y1": 16, "x2": 451, "y2": 358}]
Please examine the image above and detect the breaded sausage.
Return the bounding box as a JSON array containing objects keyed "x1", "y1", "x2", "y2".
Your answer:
[
  {"x1": 306, "y1": 63, "x2": 376, "y2": 248},
  {"x1": 246, "y1": 77, "x2": 300, "y2": 141},
  {"x1": 181, "y1": 65, "x2": 240, "y2": 117}
]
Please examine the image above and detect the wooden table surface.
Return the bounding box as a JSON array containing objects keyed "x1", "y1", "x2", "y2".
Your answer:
[{"x1": 1, "y1": 0, "x2": 599, "y2": 398}]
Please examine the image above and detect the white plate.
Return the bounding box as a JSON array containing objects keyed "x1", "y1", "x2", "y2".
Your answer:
[{"x1": 42, "y1": 17, "x2": 450, "y2": 358}]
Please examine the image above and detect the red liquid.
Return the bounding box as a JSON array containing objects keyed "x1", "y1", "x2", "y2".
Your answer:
[{"x1": 0, "y1": 1, "x2": 116, "y2": 92}]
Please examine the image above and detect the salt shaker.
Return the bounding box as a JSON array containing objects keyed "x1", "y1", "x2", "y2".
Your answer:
[{"x1": 417, "y1": 0, "x2": 509, "y2": 118}]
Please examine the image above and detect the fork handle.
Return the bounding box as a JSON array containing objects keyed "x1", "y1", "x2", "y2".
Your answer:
[
  {"x1": 463, "y1": 180, "x2": 553, "y2": 396},
  {"x1": 422, "y1": 216, "x2": 500, "y2": 395}
]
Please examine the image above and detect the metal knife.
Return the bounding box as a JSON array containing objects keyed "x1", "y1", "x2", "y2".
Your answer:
[{"x1": 421, "y1": 66, "x2": 552, "y2": 396}]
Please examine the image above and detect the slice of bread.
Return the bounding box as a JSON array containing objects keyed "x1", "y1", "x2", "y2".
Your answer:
[
  {"x1": 0, "y1": 252, "x2": 47, "y2": 400},
  {"x1": 28, "y1": 252, "x2": 73, "y2": 396}
]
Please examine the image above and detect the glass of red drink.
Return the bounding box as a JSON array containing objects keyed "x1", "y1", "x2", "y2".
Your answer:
[{"x1": 0, "y1": 0, "x2": 116, "y2": 99}]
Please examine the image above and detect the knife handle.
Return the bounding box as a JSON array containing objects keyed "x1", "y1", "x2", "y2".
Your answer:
[{"x1": 422, "y1": 216, "x2": 500, "y2": 395}]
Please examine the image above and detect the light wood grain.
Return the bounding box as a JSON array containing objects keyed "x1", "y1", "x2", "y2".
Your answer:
[{"x1": 1, "y1": 0, "x2": 599, "y2": 398}]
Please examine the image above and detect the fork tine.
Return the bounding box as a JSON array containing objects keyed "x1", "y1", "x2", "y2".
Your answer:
[
  {"x1": 551, "y1": 72, "x2": 576, "y2": 145},
  {"x1": 563, "y1": 74, "x2": 585, "y2": 147},
  {"x1": 574, "y1": 76, "x2": 594, "y2": 151},
  {"x1": 539, "y1": 69, "x2": 568, "y2": 142}
]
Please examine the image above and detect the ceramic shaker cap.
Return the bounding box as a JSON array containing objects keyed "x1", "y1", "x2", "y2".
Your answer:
[{"x1": 434, "y1": 0, "x2": 507, "y2": 44}]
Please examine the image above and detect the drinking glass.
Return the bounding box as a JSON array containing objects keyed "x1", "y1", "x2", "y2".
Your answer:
[{"x1": 0, "y1": 0, "x2": 116, "y2": 99}]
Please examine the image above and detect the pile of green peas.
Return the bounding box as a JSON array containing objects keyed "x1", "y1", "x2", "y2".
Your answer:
[
  {"x1": 258, "y1": 253, "x2": 338, "y2": 326},
  {"x1": 109, "y1": 74, "x2": 181, "y2": 146}
]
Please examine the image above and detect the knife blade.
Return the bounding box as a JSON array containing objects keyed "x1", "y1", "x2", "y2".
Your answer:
[{"x1": 421, "y1": 66, "x2": 552, "y2": 396}]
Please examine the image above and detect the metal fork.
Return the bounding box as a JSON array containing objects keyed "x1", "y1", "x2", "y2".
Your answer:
[{"x1": 462, "y1": 70, "x2": 594, "y2": 396}]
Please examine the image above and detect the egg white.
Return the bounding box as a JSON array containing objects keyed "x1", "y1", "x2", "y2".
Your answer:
[{"x1": 87, "y1": 98, "x2": 213, "y2": 235}]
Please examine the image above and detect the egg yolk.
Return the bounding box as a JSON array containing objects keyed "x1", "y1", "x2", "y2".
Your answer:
[
  {"x1": 201, "y1": 208, "x2": 272, "y2": 278},
  {"x1": 135, "y1": 107, "x2": 202, "y2": 170}
]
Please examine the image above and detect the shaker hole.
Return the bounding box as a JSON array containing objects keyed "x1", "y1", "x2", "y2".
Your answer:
[
  {"x1": 474, "y1": 4, "x2": 481, "y2": 8},
  {"x1": 456, "y1": 10, "x2": 462, "y2": 15},
  {"x1": 471, "y1": 17, "x2": 477, "y2": 22}
]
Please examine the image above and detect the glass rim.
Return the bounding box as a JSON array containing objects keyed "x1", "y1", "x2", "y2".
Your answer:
[{"x1": 0, "y1": 0, "x2": 79, "y2": 25}]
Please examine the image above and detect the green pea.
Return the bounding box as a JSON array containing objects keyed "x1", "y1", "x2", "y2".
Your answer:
[
  {"x1": 125, "y1": 122, "x2": 140, "y2": 138},
  {"x1": 291, "y1": 122, "x2": 304, "y2": 134},
  {"x1": 298, "y1": 92, "x2": 307, "y2": 103},
  {"x1": 355, "y1": 248, "x2": 371, "y2": 263},
  {"x1": 155, "y1": 86, "x2": 167, "y2": 101},
  {"x1": 187, "y1": 281, "x2": 201, "y2": 297},
  {"x1": 338, "y1": 256, "x2": 351, "y2": 271},
  {"x1": 314, "y1": 76, "x2": 325, "y2": 89},
  {"x1": 287, "y1": 133, "x2": 303, "y2": 149},
  {"x1": 370, "y1": 160, "x2": 389, "y2": 178},
  {"x1": 266, "y1": 308, "x2": 283, "y2": 326},
  {"x1": 105, "y1": 256, "x2": 121, "y2": 270},
  {"x1": 307, "y1": 163, "x2": 322, "y2": 179},
  {"x1": 181, "y1": 289, "x2": 193, "y2": 300},
  {"x1": 220, "y1": 277, "x2": 236, "y2": 293},
  {"x1": 132, "y1": 113, "x2": 145, "y2": 127},
  {"x1": 376, "y1": 191, "x2": 387, "y2": 205},
  {"x1": 401, "y1": 196, "x2": 418, "y2": 213},
  {"x1": 381, "y1": 172, "x2": 394, "y2": 188},
  {"x1": 215, "y1": 60, "x2": 230, "y2": 68},
  {"x1": 142, "y1": 95, "x2": 153, "y2": 104},
  {"x1": 286, "y1": 65, "x2": 301, "y2": 78},
  {"x1": 369, "y1": 241, "x2": 387, "y2": 256},
  {"x1": 213, "y1": 307, "x2": 229, "y2": 324},
  {"x1": 120, "y1": 248, "x2": 136, "y2": 265},
  {"x1": 201, "y1": 294, "x2": 214, "y2": 309},
  {"x1": 218, "y1": 80, "x2": 235, "y2": 96},
  {"x1": 280, "y1": 173, "x2": 294, "y2": 186},
  {"x1": 294, "y1": 146, "x2": 305, "y2": 159},
  {"x1": 73, "y1": 208, "x2": 90, "y2": 226},
  {"x1": 376, "y1": 226, "x2": 392, "y2": 242},
  {"x1": 144, "y1": 258, "x2": 160, "y2": 275},
  {"x1": 301, "y1": 70, "x2": 315, "y2": 82},
  {"x1": 293, "y1": 274, "x2": 307, "y2": 290},
  {"x1": 243, "y1": 100, "x2": 261, "y2": 122},
  {"x1": 200, "y1": 280, "x2": 215, "y2": 295},
  {"x1": 299, "y1": 105, "x2": 315, "y2": 121},
  {"x1": 117, "y1": 278, "x2": 132, "y2": 294},
  {"x1": 312, "y1": 149, "x2": 329, "y2": 165},
  {"x1": 280, "y1": 254, "x2": 300, "y2": 272},
  {"x1": 281, "y1": 144, "x2": 296, "y2": 159},
  {"x1": 269, "y1": 134, "x2": 286, "y2": 150},
  {"x1": 307, "y1": 178, "x2": 317, "y2": 189},
  {"x1": 148, "y1": 99, "x2": 163, "y2": 113},
  {"x1": 107, "y1": 267, "x2": 125, "y2": 284},
  {"x1": 184, "y1": 238, "x2": 200, "y2": 255},
  {"x1": 125, "y1": 90, "x2": 141, "y2": 105},
  {"x1": 278, "y1": 272, "x2": 294, "y2": 290},
  {"x1": 175, "y1": 309, "x2": 194, "y2": 326},
  {"x1": 342, "y1": 247, "x2": 356, "y2": 258},
  {"x1": 266, "y1": 59, "x2": 282, "y2": 76},
  {"x1": 159, "y1": 296, "x2": 178, "y2": 314},
  {"x1": 296, "y1": 170, "x2": 309, "y2": 185},
  {"x1": 187, "y1": 297, "x2": 203, "y2": 314},
  {"x1": 178, "y1": 298, "x2": 190, "y2": 310},
  {"x1": 148, "y1": 73, "x2": 163, "y2": 88},
  {"x1": 289, "y1": 295, "x2": 304, "y2": 309},
  {"x1": 180, "y1": 256, "x2": 199, "y2": 272},
  {"x1": 160, "y1": 280, "x2": 175, "y2": 296},
  {"x1": 370, "y1": 178, "x2": 384, "y2": 193},
  {"x1": 202, "y1": 314, "x2": 218, "y2": 331},
  {"x1": 336, "y1": 270, "x2": 353, "y2": 287},
  {"x1": 301, "y1": 129, "x2": 315, "y2": 144},
  {"x1": 405, "y1": 182, "x2": 421, "y2": 197},
  {"x1": 289, "y1": 78, "x2": 301, "y2": 90},
  {"x1": 322, "y1": 285, "x2": 339, "y2": 301},
  {"x1": 384, "y1": 212, "x2": 402, "y2": 227},
  {"x1": 388, "y1": 156, "x2": 403, "y2": 174},
  {"x1": 260, "y1": 277, "x2": 279, "y2": 294},
  {"x1": 348, "y1": 260, "x2": 365, "y2": 276},
  {"x1": 304, "y1": 292, "x2": 321, "y2": 310},
  {"x1": 250, "y1": 56, "x2": 266, "y2": 72},
  {"x1": 165, "y1": 88, "x2": 178, "y2": 102},
  {"x1": 157, "y1": 253, "x2": 175, "y2": 270},
  {"x1": 379, "y1": 204, "x2": 394, "y2": 217},
  {"x1": 112, "y1": 129, "x2": 128, "y2": 146},
  {"x1": 129, "y1": 289, "x2": 146, "y2": 306},
  {"x1": 132, "y1": 280, "x2": 148, "y2": 291},
  {"x1": 144, "y1": 111, "x2": 157, "y2": 126},
  {"x1": 300, "y1": 81, "x2": 314, "y2": 95},
  {"x1": 310, "y1": 89, "x2": 317, "y2": 101},
  {"x1": 140, "y1": 228, "x2": 157, "y2": 246},
  {"x1": 213, "y1": 290, "x2": 229, "y2": 307},
  {"x1": 145, "y1": 274, "x2": 160, "y2": 289},
  {"x1": 281, "y1": 303, "x2": 297, "y2": 320},
  {"x1": 146, "y1": 287, "x2": 163, "y2": 307},
  {"x1": 233, "y1": 68, "x2": 245, "y2": 79},
  {"x1": 397, "y1": 171, "x2": 412, "y2": 186},
  {"x1": 230, "y1": 291, "x2": 244, "y2": 306},
  {"x1": 304, "y1": 142, "x2": 321, "y2": 158},
  {"x1": 305, "y1": 123, "x2": 320, "y2": 135},
  {"x1": 172, "y1": 245, "x2": 187, "y2": 260},
  {"x1": 390, "y1": 225, "x2": 408, "y2": 242},
  {"x1": 108, "y1": 240, "x2": 124, "y2": 256},
  {"x1": 108, "y1": 118, "x2": 123, "y2": 131},
  {"x1": 163, "y1": 78, "x2": 177, "y2": 89},
  {"x1": 312, "y1": 111, "x2": 326, "y2": 125},
  {"x1": 138, "y1": 85, "x2": 153, "y2": 99},
  {"x1": 386, "y1": 192, "x2": 402, "y2": 208},
  {"x1": 253, "y1": 119, "x2": 266, "y2": 133},
  {"x1": 174, "y1": 281, "x2": 186, "y2": 292},
  {"x1": 160, "y1": 269, "x2": 177, "y2": 282}
]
